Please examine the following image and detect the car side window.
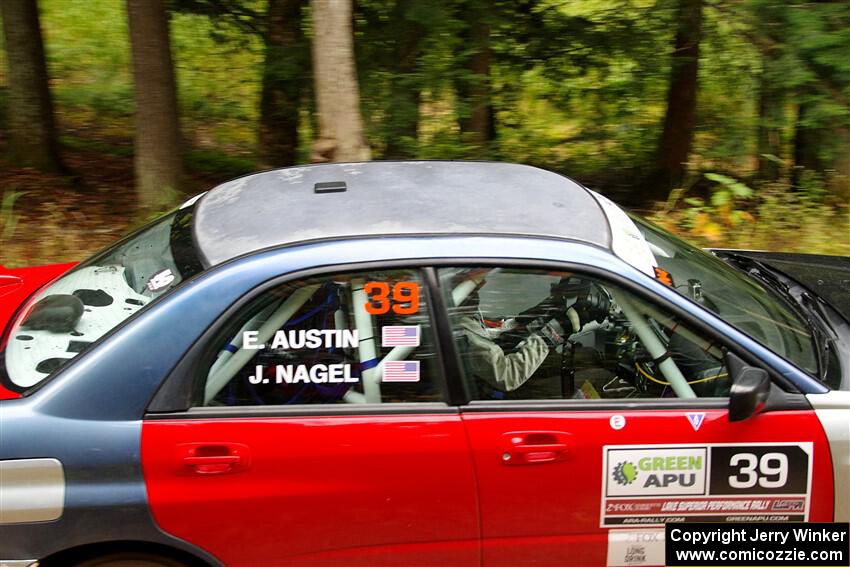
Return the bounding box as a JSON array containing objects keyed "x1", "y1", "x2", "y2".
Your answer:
[
  {"x1": 439, "y1": 267, "x2": 731, "y2": 401},
  {"x1": 200, "y1": 269, "x2": 442, "y2": 406}
]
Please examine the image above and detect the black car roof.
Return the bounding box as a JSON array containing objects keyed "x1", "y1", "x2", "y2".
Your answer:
[{"x1": 193, "y1": 161, "x2": 612, "y2": 266}]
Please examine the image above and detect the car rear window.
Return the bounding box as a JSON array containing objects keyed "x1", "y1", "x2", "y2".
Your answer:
[{"x1": 1, "y1": 204, "x2": 203, "y2": 393}]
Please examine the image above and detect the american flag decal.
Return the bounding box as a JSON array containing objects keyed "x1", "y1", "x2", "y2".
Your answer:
[
  {"x1": 382, "y1": 361, "x2": 420, "y2": 382},
  {"x1": 381, "y1": 325, "x2": 420, "y2": 347}
]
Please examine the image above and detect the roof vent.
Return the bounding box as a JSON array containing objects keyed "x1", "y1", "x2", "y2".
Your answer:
[{"x1": 314, "y1": 181, "x2": 347, "y2": 194}]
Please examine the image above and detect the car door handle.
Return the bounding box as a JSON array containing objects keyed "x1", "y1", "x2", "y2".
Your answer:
[
  {"x1": 183, "y1": 455, "x2": 241, "y2": 465},
  {"x1": 177, "y1": 443, "x2": 251, "y2": 475},
  {"x1": 499, "y1": 431, "x2": 570, "y2": 465}
]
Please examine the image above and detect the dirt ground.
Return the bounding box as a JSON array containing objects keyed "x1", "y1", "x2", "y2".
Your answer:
[{"x1": 0, "y1": 143, "x2": 221, "y2": 269}]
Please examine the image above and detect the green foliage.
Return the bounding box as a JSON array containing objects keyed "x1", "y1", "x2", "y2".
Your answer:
[
  {"x1": 15, "y1": 0, "x2": 848, "y2": 180},
  {"x1": 355, "y1": 0, "x2": 464, "y2": 158},
  {"x1": 2, "y1": 0, "x2": 849, "y2": 267},
  {"x1": 694, "y1": 4, "x2": 761, "y2": 169},
  {"x1": 34, "y1": 0, "x2": 263, "y2": 156},
  {"x1": 41, "y1": 0, "x2": 134, "y2": 121},
  {"x1": 650, "y1": 173, "x2": 850, "y2": 256},
  {"x1": 60, "y1": 135, "x2": 133, "y2": 157},
  {"x1": 493, "y1": 0, "x2": 674, "y2": 173},
  {"x1": 185, "y1": 148, "x2": 258, "y2": 178},
  {"x1": 170, "y1": 10, "x2": 264, "y2": 157},
  {"x1": 703, "y1": 173, "x2": 754, "y2": 204},
  {"x1": 744, "y1": 1, "x2": 850, "y2": 169}
]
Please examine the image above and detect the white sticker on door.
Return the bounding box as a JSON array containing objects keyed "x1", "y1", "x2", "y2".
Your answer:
[
  {"x1": 686, "y1": 412, "x2": 705, "y2": 431},
  {"x1": 606, "y1": 446, "x2": 707, "y2": 497},
  {"x1": 607, "y1": 529, "x2": 665, "y2": 566},
  {"x1": 601, "y1": 443, "x2": 812, "y2": 527}
]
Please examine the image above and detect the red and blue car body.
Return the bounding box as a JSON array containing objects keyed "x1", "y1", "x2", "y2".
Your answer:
[{"x1": 0, "y1": 161, "x2": 847, "y2": 567}]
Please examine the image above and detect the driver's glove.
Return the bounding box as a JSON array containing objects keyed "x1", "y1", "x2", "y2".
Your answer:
[
  {"x1": 525, "y1": 316, "x2": 567, "y2": 348},
  {"x1": 566, "y1": 290, "x2": 611, "y2": 333}
]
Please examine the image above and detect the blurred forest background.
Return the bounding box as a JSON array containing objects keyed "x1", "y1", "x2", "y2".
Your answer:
[{"x1": 0, "y1": 0, "x2": 848, "y2": 267}]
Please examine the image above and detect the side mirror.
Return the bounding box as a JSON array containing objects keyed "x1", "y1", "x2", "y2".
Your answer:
[{"x1": 727, "y1": 352, "x2": 771, "y2": 422}]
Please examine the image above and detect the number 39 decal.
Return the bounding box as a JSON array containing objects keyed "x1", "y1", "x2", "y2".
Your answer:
[
  {"x1": 728, "y1": 452, "x2": 789, "y2": 489},
  {"x1": 364, "y1": 282, "x2": 420, "y2": 315},
  {"x1": 709, "y1": 444, "x2": 809, "y2": 496}
]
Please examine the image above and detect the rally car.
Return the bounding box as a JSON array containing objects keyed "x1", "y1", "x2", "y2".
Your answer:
[{"x1": 0, "y1": 161, "x2": 848, "y2": 567}]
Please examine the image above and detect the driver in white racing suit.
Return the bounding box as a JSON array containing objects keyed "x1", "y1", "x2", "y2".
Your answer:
[{"x1": 455, "y1": 274, "x2": 610, "y2": 393}]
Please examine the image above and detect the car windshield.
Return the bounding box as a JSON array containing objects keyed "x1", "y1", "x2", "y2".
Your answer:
[
  {"x1": 1, "y1": 204, "x2": 204, "y2": 393},
  {"x1": 631, "y1": 215, "x2": 817, "y2": 376}
]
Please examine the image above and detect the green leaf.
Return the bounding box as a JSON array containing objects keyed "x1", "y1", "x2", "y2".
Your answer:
[
  {"x1": 729, "y1": 182, "x2": 753, "y2": 199},
  {"x1": 759, "y1": 153, "x2": 784, "y2": 165},
  {"x1": 711, "y1": 190, "x2": 730, "y2": 206},
  {"x1": 704, "y1": 172, "x2": 735, "y2": 185},
  {"x1": 704, "y1": 172, "x2": 753, "y2": 199}
]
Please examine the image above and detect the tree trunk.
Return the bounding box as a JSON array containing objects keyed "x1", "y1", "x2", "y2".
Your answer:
[
  {"x1": 310, "y1": 0, "x2": 370, "y2": 163},
  {"x1": 792, "y1": 101, "x2": 822, "y2": 188},
  {"x1": 651, "y1": 0, "x2": 703, "y2": 198},
  {"x1": 455, "y1": 0, "x2": 495, "y2": 152},
  {"x1": 383, "y1": 0, "x2": 423, "y2": 159},
  {"x1": 1, "y1": 0, "x2": 63, "y2": 172},
  {"x1": 259, "y1": 0, "x2": 307, "y2": 168},
  {"x1": 127, "y1": 0, "x2": 182, "y2": 211},
  {"x1": 757, "y1": 50, "x2": 785, "y2": 182},
  {"x1": 793, "y1": 102, "x2": 850, "y2": 200},
  {"x1": 832, "y1": 127, "x2": 850, "y2": 202}
]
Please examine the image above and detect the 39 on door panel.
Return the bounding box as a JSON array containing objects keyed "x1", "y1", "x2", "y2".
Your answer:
[{"x1": 438, "y1": 266, "x2": 832, "y2": 567}]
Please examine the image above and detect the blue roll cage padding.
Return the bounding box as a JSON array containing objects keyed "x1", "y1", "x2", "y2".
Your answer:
[{"x1": 222, "y1": 288, "x2": 339, "y2": 407}]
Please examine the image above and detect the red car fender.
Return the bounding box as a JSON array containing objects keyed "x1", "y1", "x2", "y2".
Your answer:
[{"x1": 0, "y1": 262, "x2": 77, "y2": 399}]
